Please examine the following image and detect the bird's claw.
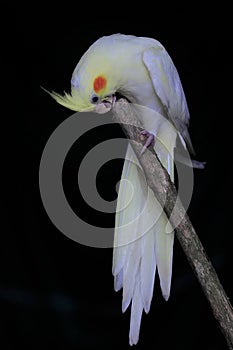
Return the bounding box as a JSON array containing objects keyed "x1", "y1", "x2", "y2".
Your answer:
[
  {"x1": 102, "y1": 94, "x2": 117, "y2": 109},
  {"x1": 139, "y1": 130, "x2": 155, "y2": 155}
]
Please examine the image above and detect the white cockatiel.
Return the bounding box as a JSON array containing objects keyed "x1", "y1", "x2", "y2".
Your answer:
[{"x1": 49, "y1": 34, "x2": 199, "y2": 345}]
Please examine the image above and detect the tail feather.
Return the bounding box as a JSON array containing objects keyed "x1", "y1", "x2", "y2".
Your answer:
[
  {"x1": 129, "y1": 264, "x2": 143, "y2": 346},
  {"x1": 114, "y1": 268, "x2": 123, "y2": 292},
  {"x1": 155, "y1": 216, "x2": 174, "y2": 300},
  {"x1": 113, "y1": 121, "x2": 177, "y2": 345},
  {"x1": 154, "y1": 135, "x2": 175, "y2": 301},
  {"x1": 140, "y1": 229, "x2": 156, "y2": 313},
  {"x1": 122, "y1": 239, "x2": 141, "y2": 312},
  {"x1": 113, "y1": 144, "x2": 142, "y2": 276}
]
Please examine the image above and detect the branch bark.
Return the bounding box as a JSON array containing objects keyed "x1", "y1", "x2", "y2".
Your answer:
[{"x1": 112, "y1": 98, "x2": 233, "y2": 349}]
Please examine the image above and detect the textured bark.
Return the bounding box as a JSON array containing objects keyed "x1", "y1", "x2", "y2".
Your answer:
[{"x1": 112, "y1": 99, "x2": 233, "y2": 349}]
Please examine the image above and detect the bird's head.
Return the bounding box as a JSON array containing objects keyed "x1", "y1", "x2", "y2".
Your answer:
[{"x1": 47, "y1": 60, "x2": 119, "y2": 114}]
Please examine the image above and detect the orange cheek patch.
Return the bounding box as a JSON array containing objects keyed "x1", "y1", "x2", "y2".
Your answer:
[{"x1": 93, "y1": 76, "x2": 107, "y2": 93}]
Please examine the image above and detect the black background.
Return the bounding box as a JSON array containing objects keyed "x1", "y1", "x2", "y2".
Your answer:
[{"x1": 1, "y1": 5, "x2": 232, "y2": 350}]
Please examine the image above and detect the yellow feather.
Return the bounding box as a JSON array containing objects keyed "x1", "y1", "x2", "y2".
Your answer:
[{"x1": 41, "y1": 87, "x2": 94, "y2": 112}]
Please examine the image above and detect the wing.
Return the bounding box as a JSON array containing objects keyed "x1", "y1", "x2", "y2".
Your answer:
[{"x1": 143, "y1": 46, "x2": 195, "y2": 154}]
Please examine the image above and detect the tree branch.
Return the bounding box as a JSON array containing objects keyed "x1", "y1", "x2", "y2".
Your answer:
[{"x1": 112, "y1": 98, "x2": 233, "y2": 349}]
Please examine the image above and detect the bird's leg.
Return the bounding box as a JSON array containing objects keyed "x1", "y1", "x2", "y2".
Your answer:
[{"x1": 139, "y1": 129, "x2": 155, "y2": 155}]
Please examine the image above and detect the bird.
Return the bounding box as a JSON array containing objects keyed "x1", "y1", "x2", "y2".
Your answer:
[{"x1": 48, "y1": 34, "x2": 203, "y2": 345}]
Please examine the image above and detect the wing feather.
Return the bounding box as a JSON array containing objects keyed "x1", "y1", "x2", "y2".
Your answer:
[{"x1": 143, "y1": 46, "x2": 195, "y2": 154}]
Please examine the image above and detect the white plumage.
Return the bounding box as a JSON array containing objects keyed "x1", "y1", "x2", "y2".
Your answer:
[
  {"x1": 50, "y1": 34, "x2": 197, "y2": 346},
  {"x1": 113, "y1": 105, "x2": 177, "y2": 345},
  {"x1": 108, "y1": 35, "x2": 191, "y2": 346}
]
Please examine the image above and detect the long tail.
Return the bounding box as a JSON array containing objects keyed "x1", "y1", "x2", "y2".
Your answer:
[{"x1": 113, "y1": 124, "x2": 177, "y2": 345}]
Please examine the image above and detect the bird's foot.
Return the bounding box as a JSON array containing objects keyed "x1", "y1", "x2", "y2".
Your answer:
[
  {"x1": 139, "y1": 130, "x2": 155, "y2": 155},
  {"x1": 102, "y1": 94, "x2": 117, "y2": 109}
]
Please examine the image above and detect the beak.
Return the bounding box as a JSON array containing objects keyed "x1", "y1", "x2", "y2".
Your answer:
[{"x1": 94, "y1": 95, "x2": 116, "y2": 114}]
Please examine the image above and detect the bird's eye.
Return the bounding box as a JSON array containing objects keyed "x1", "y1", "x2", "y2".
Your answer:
[{"x1": 91, "y1": 95, "x2": 99, "y2": 104}]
